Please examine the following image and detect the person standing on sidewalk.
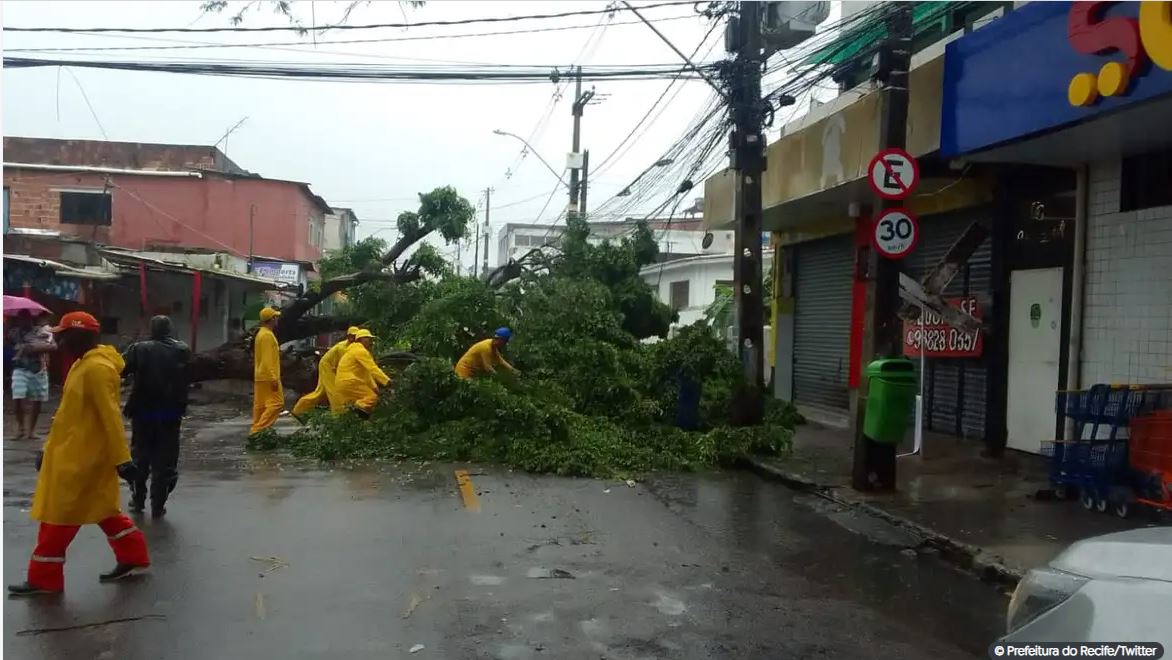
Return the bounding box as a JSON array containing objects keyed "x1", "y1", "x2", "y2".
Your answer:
[
  {"x1": 250, "y1": 307, "x2": 284, "y2": 436},
  {"x1": 8, "y1": 312, "x2": 149, "y2": 596},
  {"x1": 292, "y1": 326, "x2": 358, "y2": 420},
  {"x1": 122, "y1": 315, "x2": 191, "y2": 517},
  {"x1": 9, "y1": 310, "x2": 56, "y2": 440}
]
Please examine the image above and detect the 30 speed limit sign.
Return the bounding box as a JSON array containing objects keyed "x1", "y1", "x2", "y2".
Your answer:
[{"x1": 872, "y1": 208, "x2": 919, "y2": 259}]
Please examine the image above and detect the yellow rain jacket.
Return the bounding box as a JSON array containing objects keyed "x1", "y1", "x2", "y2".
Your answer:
[
  {"x1": 455, "y1": 338, "x2": 515, "y2": 379},
  {"x1": 334, "y1": 343, "x2": 390, "y2": 412},
  {"x1": 251, "y1": 325, "x2": 284, "y2": 434},
  {"x1": 292, "y1": 339, "x2": 348, "y2": 417},
  {"x1": 31, "y1": 345, "x2": 130, "y2": 525}
]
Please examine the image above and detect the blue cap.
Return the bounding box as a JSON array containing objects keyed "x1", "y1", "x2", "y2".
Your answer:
[{"x1": 494, "y1": 327, "x2": 512, "y2": 340}]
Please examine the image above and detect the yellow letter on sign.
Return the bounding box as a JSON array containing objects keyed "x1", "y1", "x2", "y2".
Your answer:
[{"x1": 1141, "y1": 1, "x2": 1172, "y2": 71}]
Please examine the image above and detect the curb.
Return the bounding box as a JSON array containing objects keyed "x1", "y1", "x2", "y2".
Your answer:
[{"x1": 740, "y1": 456, "x2": 1024, "y2": 588}]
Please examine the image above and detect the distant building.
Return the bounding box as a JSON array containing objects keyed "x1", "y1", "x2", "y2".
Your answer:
[
  {"x1": 323, "y1": 207, "x2": 358, "y2": 254},
  {"x1": 496, "y1": 209, "x2": 731, "y2": 267}
]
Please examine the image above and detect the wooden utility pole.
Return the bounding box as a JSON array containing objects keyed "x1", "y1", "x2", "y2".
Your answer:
[
  {"x1": 729, "y1": 1, "x2": 767, "y2": 425},
  {"x1": 852, "y1": 5, "x2": 913, "y2": 492}
]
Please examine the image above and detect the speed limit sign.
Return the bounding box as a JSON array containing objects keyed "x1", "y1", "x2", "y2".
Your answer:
[{"x1": 872, "y1": 208, "x2": 919, "y2": 259}]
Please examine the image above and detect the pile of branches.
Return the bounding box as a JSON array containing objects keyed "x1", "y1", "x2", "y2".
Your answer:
[{"x1": 254, "y1": 213, "x2": 800, "y2": 478}]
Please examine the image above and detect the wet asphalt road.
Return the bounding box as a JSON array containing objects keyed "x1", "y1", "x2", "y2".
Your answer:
[{"x1": 4, "y1": 401, "x2": 1007, "y2": 659}]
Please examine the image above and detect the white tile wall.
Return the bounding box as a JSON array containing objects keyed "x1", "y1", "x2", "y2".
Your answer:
[{"x1": 1080, "y1": 159, "x2": 1172, "y2": 386}]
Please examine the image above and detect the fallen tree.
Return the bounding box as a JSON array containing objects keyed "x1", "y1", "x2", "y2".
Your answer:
[
  {"x1": 256, "y1": 214, "x2": 804, "y2": 478},
  {"x1": 187, "y1": 186, "x2": 475, "y2": 392}
]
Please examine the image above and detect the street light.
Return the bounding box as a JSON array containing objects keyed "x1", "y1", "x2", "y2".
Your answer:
[
  {"x1": 616, "y1": 158, "x2": 676, "y2": 196},
  {"x1": 492, "y1": 129, "x2": 568, "y2": 189}
]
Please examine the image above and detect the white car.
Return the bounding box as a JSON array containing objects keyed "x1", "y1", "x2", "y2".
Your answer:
[{"x1": 1003, "y1": 528, "x2": 1172, "y2": 644}]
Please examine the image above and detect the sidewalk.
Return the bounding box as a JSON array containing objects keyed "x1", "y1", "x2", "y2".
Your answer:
[{"x1": 745, "y1": 422, "x2": 1156, "y2": 585}]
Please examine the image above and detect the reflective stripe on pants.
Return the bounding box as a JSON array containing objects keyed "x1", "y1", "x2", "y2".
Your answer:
[{"x1": 27, "y1": 514, "x2": 150, "y2": 591}]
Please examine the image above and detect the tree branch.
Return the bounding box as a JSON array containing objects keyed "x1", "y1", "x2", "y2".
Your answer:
[{"x1": 276, "y1": 268, "x2": 419, "y2": 339}]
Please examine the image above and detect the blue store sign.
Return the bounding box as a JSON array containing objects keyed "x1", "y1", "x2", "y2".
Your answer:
[{"x1": 942, "y1": 1, "x2": 1172, "y2": 157}]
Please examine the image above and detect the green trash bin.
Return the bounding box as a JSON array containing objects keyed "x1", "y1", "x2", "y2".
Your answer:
[{"x1": 863, "y1": 358, "x2": 918, "y2": 445}]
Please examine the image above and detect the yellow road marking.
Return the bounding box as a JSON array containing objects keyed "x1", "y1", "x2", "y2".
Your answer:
[{"x1": 455, "y1": 469, "x2": 481, "y2": 512}]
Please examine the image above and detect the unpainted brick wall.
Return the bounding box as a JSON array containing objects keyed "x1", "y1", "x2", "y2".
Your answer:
[{"x1": 1080, "y1": 159, "x2": 1172, "y2": 386}]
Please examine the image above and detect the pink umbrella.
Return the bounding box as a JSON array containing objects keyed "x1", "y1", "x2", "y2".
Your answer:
[{"x1": 3, "y1": 295, "x2": 51, "y2": 317}]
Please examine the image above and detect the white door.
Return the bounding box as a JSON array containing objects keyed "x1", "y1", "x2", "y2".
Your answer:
[{"x1": 1006, "y1": 268, "x2": 1064, "y2": 453}]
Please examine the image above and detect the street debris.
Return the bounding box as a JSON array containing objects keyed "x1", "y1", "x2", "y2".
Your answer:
[
  {"x1": 17, "y1": 614, "x2": 167, "y2": 637},
  {"x1": 527, "y1": 567, "x2": 575, "y2": 579},
  {"x1": 402, "y1": 591, "x2": 428, "y2": 619},
  {"x1": 409, "y1": 644, "x2": 426, "y2": 653},
  {"x1": 625, "y1": 480, "x2": 636, "y2": 488},
  {"x1": 250, "y1": 555, "x2": 290, "y2": 573}
]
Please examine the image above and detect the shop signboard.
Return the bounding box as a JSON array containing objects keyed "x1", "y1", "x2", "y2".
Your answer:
[
  {"x1": 941, "y1": 1, "x2": 1172, "y2": 157},
  {"x1": 903, "y1": 296, "x2": 984, "y2": 358},
  {"x1": 252, "y1": 261, "x2": 301, "y2": 285}
]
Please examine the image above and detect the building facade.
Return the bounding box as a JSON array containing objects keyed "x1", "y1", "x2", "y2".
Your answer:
[
  {"x1": 323, "y1": 207, "x2": 358, "y2": 254},
  {"x1": 3, "y1": 137, "x2": 330, "y2": 265},
  {"x1": 940, "y1": 0, "x2": 1172, "y2": 450},
  {"x1": 496, "y1": 215, "x2": 732, "y2": 267}
]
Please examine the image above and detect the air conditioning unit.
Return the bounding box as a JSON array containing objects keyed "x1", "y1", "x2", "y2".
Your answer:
[{"x1": 762, "y1": 1, "x2": 831, "y2": 52}]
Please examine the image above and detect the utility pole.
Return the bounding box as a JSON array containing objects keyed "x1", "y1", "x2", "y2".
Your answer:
[
  {"x1": 579, "y1": 150, "x2": 590, "y2": 219},
  {"x1": 852, "y1": 5, "x2": 913, "y2": 492},
  {"x1": 728, "y1": 1, "x2": 767, "y2": 425},
  {"x1": 459, "y1": 235, "x2": 465, "y2": 276},
  {"x1": 248, "y1": 204, "x2": 256, "y2": 273},
  {"x1": 482, "y1": 187, "x2": 492, "y2": 276},
  {"x1": 568, "y1": 66, "x2": 594, "y2": 221}
]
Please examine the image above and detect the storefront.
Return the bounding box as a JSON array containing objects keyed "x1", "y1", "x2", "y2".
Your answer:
[{"x1": 942, "y1": 0, "x2": 1172, "y2": 452}]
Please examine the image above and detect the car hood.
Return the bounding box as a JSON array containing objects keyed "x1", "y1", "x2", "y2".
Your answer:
[{"x1": 1051, "y1": 527, "x2": 1172, "y2": 582}]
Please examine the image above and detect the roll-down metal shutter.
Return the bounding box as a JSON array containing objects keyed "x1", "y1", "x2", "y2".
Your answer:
[
  {"x1": 793, "y1": 234, "x2": 855, "y2": 414},
  {"x1": 903, "y1": 209, "x2": 992, "y2": 440}
]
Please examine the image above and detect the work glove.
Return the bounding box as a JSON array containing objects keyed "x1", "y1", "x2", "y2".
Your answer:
[
  {"x1": 115, "y1": 461, "x2": 140, "y2": 484},
  {"x1": 34, "y1": 451, "x2": 43, "y2": 472}
]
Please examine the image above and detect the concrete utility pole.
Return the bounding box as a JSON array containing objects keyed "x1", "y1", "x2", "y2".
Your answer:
[
  {"x1": 482, "y1": 187, "x2": 492, "y2": 276},
  {"x1": 579, "y1": 150, "x2": 590, "y2": 218},
  {"x1": 247, "y1": 204, "x2": 256, "y2": 273},
  {"x1": 852, "y1": 5, "x2": 913, "y2": 492},
  {"x1": 568, "y1": 66, "x2": 595, "y2": 221},
  {"x1": 728, "y1": 1, "x2": 767, "y2": 425}
]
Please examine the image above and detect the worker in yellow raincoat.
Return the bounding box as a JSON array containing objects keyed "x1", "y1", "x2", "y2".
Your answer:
[
  {"x1": 250, "y1": 307, "x2": 284, "y2": 435},
  {"x1": 334, "y1": 329, "x2": 390, "y2": 417},
  {"x1": 9, "y1": 312, "x2": 150, "y2": 596},
  {"x1": 292, "y1": 326, "x2": 358, "y2": 419},
  {"x1": 455, "y1": 327, "x2": 519, "y2": 379}
]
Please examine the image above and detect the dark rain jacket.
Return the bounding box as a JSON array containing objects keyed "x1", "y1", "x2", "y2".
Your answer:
[{"x1": 122, "y1": 317, "x2": 192, "y2": 421}]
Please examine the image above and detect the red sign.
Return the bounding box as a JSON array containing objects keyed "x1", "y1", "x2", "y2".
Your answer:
[
  {"x1": 903, "y1": 296, "x2": 984, "y2": 358},
  {"x1": 867, "y1": 148, "x2": 920, "y2": 199}
]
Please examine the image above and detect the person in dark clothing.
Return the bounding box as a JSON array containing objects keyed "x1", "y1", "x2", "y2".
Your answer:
[{"x1": 121, "y1": 316, "x2": 191, "y2": 517}]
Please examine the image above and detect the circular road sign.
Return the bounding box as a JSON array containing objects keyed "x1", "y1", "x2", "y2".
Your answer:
[
  {"x1": 867, "y1": 148, "x2": 920, "y2": 200},
  {"x1": 872, "y1": 208, "x2": 919, "y2": 259}
]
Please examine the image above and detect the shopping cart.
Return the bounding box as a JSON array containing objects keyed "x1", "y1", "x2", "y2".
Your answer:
[
  {"x1": 1129, "y1": 410, "x2": 1172, "y2": 513},
  {"x1": 1047, "y1": 385, "x2": 1147, "y2": 517}
]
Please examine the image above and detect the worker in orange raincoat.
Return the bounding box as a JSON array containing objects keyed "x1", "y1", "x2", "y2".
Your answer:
[
  {"x1": 455, "y1": 327, "x2": 519, "y2": 379},
  {"x1": 334, "y1": 329, "x2": 390, "y2": 417},
  {"x1": 8, "y1": 311, "x2": 150, "y2": 596},
  {"x1": 292, "y1": 326, "x2": 358, "y2": 420},
  {"x1": 250, "y1": 307, "x2": 284, "y2": 435}
]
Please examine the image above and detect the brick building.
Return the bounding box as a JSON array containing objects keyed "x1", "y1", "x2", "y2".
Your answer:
[
  {"x1": 2, "y1": 137, "x2": 333, "y2": 358},
  {"x1": 3, "y1": 136, "x2": 330, "y2": 264}
]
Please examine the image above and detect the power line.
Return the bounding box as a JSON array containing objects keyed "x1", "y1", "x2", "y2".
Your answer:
[
  {"x1": 2, "y1": 57, "x2": 715, "y2": 85},
  {"x1": 5, "y1": 1, "x2": 695, "y2": 34},
  {"x1": 2, "y1": 13, "x2": 700, "y2": 56}
]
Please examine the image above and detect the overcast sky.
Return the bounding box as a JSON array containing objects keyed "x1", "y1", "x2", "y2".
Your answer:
[{"x1": 2, "y1": 1, "x2": 844, "y2": 272}]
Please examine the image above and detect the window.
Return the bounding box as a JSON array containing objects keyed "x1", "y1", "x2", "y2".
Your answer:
[
  {"x1": 1121, "y1": 148, "x2": 1172, "y2": 212},
  {"x1": 669, "y1": 280, "x2": 690, "y2": 311},
  {"x1": 3, "y1": 187, "x2": 9, "y2": 234},
  {"x1": 59, "y1": 191, "x2": 111, "y2": 225}
]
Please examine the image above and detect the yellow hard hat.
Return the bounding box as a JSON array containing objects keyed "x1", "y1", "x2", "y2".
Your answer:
[
  {"x1": 259, "y1": 307, "x2": 281, "y2": 322},
  {"x1": 352, "y1": 329, "x2": 375, "y2": 340},
  {"x1": 346, "y1": 326, "x2": 361, "y2": 336}
]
